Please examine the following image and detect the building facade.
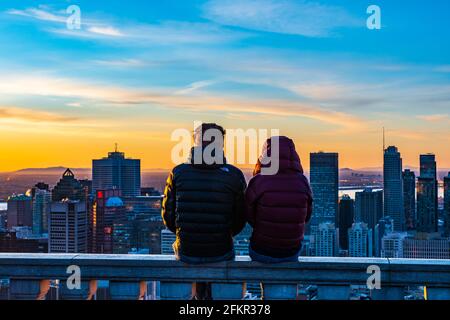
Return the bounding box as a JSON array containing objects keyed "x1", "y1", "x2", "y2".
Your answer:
[
  {"x1": 402, "y1": 169, "x2": 416, "y2": 230},
  {"x1": 49, "y1": 200, "x2": 88, "y2": 253},
  {"x1": 383, "y1": 146, "x2": 404, "y2": 231},
  {"x1": 32, "y1": 188, "x2": 51, "y2": 235},
  {"x1": 417, "y1": 177, "x2": 438, "y2": 233},
  {"x1": 92, "y1": 150, "x2": 141, "y2": 197},
  {"x1": 444, "y1": 172, "x2": 450, "y2": 237},
  {"x1": 348, "y1": 222, "x2": 372, "y2": 257},
  {"x1": 355, "y1": 188, "x2": 383, "y2": 230},
  {"x1": 313, "y1": 222, "x2": 338, "y2": 257},
  {"x1": 309, "y1": 152, "x2": 339, "y2": 228},
  {"x1": 6, "y1": 194, "x2": 33, "y2": 230},
  {"x1": 338, "y1": 195, "x2": 354, "y2": 250}
]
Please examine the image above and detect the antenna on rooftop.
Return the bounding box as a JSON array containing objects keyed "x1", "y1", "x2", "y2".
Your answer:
[
  {"x1": 115, "y1": 143, "x2": 118, "y2": 152},
  {"x1": 382, "y1": 127, "x2": 385, "y2": 152}
]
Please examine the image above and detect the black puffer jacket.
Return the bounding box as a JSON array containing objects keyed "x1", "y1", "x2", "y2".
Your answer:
[{"x1": 162, "y1": 148, "x2": 247, "y2": 258}]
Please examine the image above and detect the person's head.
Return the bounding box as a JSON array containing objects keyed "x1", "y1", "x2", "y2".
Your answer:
[
  {"x1": 193, "y1": 123, "x2": 226, "y2": 148},
  {"x1": 253, "y1": 136, "x2": 303, "y2": 176}
]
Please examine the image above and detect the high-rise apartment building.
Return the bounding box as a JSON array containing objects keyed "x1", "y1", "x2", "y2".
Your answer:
[
  {"x1": 338, "y1": 195, "x2": 354, "y2": 250},
  {"x1": 310, "y1": 152, "x2": 339, "y2": 227},
  {"x1": 348, "y1": 222, "x2": 373, "y2": 257},
  {"x1": 32, "y1": 186, "x2": 51, "y2": 235},
  {"x1": 355, "y1": 188, "x2": 383, "y2": 230},
  {"x1": 6, "y1": 194, "x2": 33, "y2": 230},
  {"x1": 416, "y1": 154, "x2": 438, "y2": 234},
  {"x1": 313, "y1": 222, "x2": 338, "y2": 257},
  {"x1": 417, "y1": 177, "x2": 438, "y2": 233},
  {"x1": 402, "y1": 169, "x2": 416, "y2": 230},
  {"x1": 383, "y1": 146, "x2": 404, "y2": 231},
  {"x1": 49, "y1": 200, "x2": 88, "y2": 253},
  {"x1": 444, "y1": 172, "x2": 450, "y2": 237},
  {"x1": 92, "y1": 149, "x2": 141, "y2": 197}
]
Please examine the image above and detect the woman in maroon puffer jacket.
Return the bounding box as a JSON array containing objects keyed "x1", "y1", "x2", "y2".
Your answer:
[{"x1": 245, "y1": 136, "x2": 313, "y2": 262}]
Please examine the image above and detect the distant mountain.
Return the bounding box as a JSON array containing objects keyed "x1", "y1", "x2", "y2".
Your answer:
[{"x1": 11, "y1": 167, "x2": 90, "y2": 175}]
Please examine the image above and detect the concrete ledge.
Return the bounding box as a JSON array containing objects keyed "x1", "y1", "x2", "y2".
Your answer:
[{"x1": 0, "y1": 254, "x2": 449, "y2": 288}]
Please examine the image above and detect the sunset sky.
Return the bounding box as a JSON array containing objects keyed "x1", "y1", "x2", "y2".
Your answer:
[{"x1": 0, "y1": 0, "x2": 449, "y2": 172}]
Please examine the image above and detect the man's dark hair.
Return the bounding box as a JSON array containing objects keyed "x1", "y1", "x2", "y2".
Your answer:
[{"x1": 194, "y1": 123, "x2": 226, "y2": 146}]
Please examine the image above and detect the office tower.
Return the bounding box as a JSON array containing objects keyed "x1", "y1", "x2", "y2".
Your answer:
[
  {"x1": 417, "y1": 177, "x2": 438, "y2": 233},
  {"x1": 52, "y1": 169, "x2": 86, "y2": 202},
  {"x1": 91, "y1": 190, "x2": 127, "y2": 254},
  {"x1": 32, "y1": 188, "x2": 51, "y2": 235},
  {"x1": 314, "y1": 222, "x2": 338, "y2": 257},
  {"x1": 49, "y1": 200, "x2": 88, "y2": 253},
  {"x1": 383, "y1": 146, "x2": 404, "y2": 231},
  {"x1": 6, "y1": 194, "x2": 33, "y2": 230},
  {"x1": 417, "y1": 154, "x2": 438, "y2": 234},
  {"x1": 402, "y1": 236, "x2": 450, "y2": 259},
  {"x1": 338, "y1": 195, "x2": 354, "y2": 250},
  {"x1": 374, "y1": 217, "x2": 394, "y2": 257},
  {"x1": 381, "y1": 232, "x2": 408, "y2": 258},
  {"x1": 161, "y1": 228, "x2": 176, "y2": 254},
  {"x1": 348, "y1": 222, "x2": 373, "y2": 257},
  {"x1": 444, "y1": 172, "x2": 450, "y2": 237},
  {"x1": 310, "y1": 152, "x2": 339, "y2": 227},
  {"x1": 92, "y1": 149, "x2": 141, "y2": 197},
  {"x1": 420, "y1": 154, "x2": 437, "y2": 179},
  {"x1": 355, "y1": 188, "x2": 383, "y2": 230},
  {"x1": 402, "y1": 169, "x2": 416, "y2": 230}
]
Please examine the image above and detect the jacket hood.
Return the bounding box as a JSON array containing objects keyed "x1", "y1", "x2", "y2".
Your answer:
[{"x1": 254, "y1": 136, "x2": 303, "y2": 175}]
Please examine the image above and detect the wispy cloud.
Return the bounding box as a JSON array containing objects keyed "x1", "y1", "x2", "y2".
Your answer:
[
  {"x1": 6, "y1": 6, "x2": 249, "y2": 44},
  {"x1": 0, "y1": 74, "x2": 365, "y2": 131},
  {"x1": 0, "y1": 106, "x2": 78, "y2": 123},
  {"x1": 417, "y1": 114, "x2": 449, "y2": 122},
  {"x1": 175, "y1": 80, "x2": 218, "y2": 95},
  {"x1": 202, "y1": 0, "x2": 361, "y2": 37}
]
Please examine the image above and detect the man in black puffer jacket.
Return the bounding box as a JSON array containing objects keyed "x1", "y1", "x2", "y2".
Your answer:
[{"x1": 162, "y1": 123, "x2": 246, "y2": 299}]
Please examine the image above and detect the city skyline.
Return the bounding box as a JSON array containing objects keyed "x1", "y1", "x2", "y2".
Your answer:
[{"x1": 0, "y1": 0, "x2": 449, "y2": 171}]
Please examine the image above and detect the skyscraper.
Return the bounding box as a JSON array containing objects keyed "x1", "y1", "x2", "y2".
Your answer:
[
  {"x1": 444, "y1": 172, "x2": 450, "y2": 237},
  {"x1": 49, "y1": 200, "x2": 88, "y2": 253},
  {"x1": 313, "y1": 222, "x2": 338, "y2": 257},
  {"x1": 32, "y1": 188, "x2": 51, "y2": 235},
  {"x1": 6, "y1": 194, "x2": 33, "y2": 230},
  {"x1": 310, "y1": 152, "x2": 339, "y2": 227},
  {"x1": 383, "y1": 146, "x2": 404, "y2": 231},
  {"x1": 91, "y1": 189, "x2": 127, "y2": 254},
  {"x1": 420, "y1": 154, "x2": 437, "y2": 179},
  {"x1": 416, "y1": 154, "x2": 438, "y2": 234},
  {"x1": 52, "y1": 169, "x2": 86, "y2": 202},
  {"x1": 402, "y1": 169, "x2": 416, "y2": 230},
  {"x1": 348, "y1": 222, "x2": 372, "y2": 257},
  {"x1": 338, "y1": 195, "x2": 354, "y2": 250},
  {"x1": 417, "y1": 177, "x2": 438, "y2": 233},
  {"x1": 92, "y1": 149, "x2": 141, "y2": 197},
  {"x1": 355, "y1": 188, "x2": 383, "y2": 230}
]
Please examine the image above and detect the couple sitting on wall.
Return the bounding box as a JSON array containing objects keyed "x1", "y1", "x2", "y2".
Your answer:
[{"x1": 162, "y1": 123, "x2": 313, "y2": 299}]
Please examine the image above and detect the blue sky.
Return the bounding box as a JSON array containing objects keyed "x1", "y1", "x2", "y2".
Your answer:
[{"x1": 0, "y1": 0, "x2": 449, "y2": 170}]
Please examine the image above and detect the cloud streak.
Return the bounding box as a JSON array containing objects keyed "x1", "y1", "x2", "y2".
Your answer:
[{"x1": 202, "y1": 0, "x2": 361, "y2": 37}]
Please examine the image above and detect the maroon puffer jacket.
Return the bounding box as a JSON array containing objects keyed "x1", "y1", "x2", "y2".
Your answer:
[{"x1": 245, "y1": 136, "x2": 313, "y2": 258}]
